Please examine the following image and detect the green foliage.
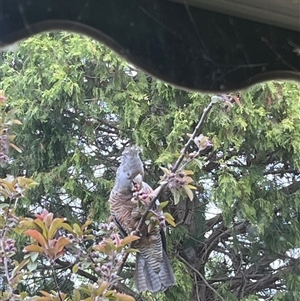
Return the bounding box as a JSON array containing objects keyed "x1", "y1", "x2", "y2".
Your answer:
[
  {"x1": 0, "y1": 32, "x2": 300, "y2": 300},
  {"x1": 163, "y1": 259, "x2": 193, "y2": 301}
]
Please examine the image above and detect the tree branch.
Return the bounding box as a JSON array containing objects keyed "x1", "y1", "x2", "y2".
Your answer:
[
  {"x1": 177, "y1": 254, "x2": 225, "y2": 301},
  {"x1": 172, "y1": 100, "x2": 215, "y2": 172},
  {"x1": 55, "y1": 259, "x2": 97, "y2": 282},
  {"x1": 55, "y1": 258, "x2": 142, "y2": 300},
  {"x1": 135, "y1": 100, "x2": 216, "y2": 234},
  {"x1": 197, "y1": 220, "x2": 249, "y2": 266},
  {"x1": 205, "y1": 214, "x2": 223, "y2": 228}
]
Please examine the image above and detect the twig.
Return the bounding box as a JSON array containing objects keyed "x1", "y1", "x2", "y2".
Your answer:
[
  {"x1": 55, "y1": 258, "x2": 141, "y2": 300},
  {"x1": 135, "y1": 100, "x2": 215, "y2": 234},
  {"x1": 0, "y1": 199, "x2": 20, "y2": 301},
  {"x1": 0, "y1": 219, "x2": 14, "y2": 301},
  {"x1": 177, "y1": 254, "x2": 225, "y2": 301},
  {"x1": 113, "y1": 282, "x2": 144, "y2": 301},
  {"x1": 135, "y1": 185, "x2": 167, "y2": 233},
  {"x1": 172, "y1": 100, "x2": 215, "y2": 172},
  {"x1": 117, "y1": 252, "x2": 129, "y2": 276},
  {"x1": 51, "y1": 265, "x2": 63, "y2": 301},
  {"x1": 56, "y1": 258, "x2": 97, "y2": 282},
  {"x1": 194, "y1": 273, "x2": 201, "y2": 301}
]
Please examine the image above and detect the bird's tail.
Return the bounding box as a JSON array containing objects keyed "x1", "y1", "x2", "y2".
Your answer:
[{"x1": 135, "y1": 250, "x2": 176, "y2": 292}]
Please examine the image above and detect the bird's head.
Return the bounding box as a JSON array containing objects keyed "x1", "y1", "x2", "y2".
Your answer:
[
  {"x1": 119, "y1": 146, "x2": 144, "y2": 180},
  {"x1": 114, "y1": 146, "x2": 144, "y2": 192}
]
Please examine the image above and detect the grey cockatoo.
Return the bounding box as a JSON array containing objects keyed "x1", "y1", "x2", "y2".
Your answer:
[{"x1": 109, "y1": 146, "x2": 175, "y2": 292}]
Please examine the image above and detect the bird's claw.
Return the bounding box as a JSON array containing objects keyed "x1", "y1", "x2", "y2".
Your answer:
[{"x1": 130, "y1": 230, "x2": 141, "y2": 237}]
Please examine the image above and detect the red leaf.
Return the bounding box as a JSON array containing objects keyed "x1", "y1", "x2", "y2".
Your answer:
[
  {"x1": 55, "y1": 237, "x2": 71, "y2": 253},
  {"x1": 114, "y1": 233, "x2": 122, "y2": 247},
  {"x1": 24, "y1": 230, "x2": 47, "y2": 247},
  {"x1": 43, "y1": 212, "x2": 54, "y2": 227},
  {"x1": 35, "y1": 209, "x2": 49, "y2": 220}
]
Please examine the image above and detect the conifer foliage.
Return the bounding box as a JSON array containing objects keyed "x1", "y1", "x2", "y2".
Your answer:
[{"x1": 0, "y1": 32, "x2": 299, "y2": 300}]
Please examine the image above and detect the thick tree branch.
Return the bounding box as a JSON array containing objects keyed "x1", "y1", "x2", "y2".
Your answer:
[
  {"x1": 204, "y1": 244, "x2": 296, "y2": 298},
  {"x1": 197, "y1": 220, "x2": 249, "y2": 267},
  {"x1": 205, "y1": 213, "x2": 223, "y2": 228}
]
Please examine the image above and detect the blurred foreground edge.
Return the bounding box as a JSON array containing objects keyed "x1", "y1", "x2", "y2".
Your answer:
[{"x1": 0, "y1": 0, "x2": 299, "y2": 92}]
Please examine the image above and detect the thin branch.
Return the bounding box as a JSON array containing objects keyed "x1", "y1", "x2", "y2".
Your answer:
[
  {"x1": 172, "y1": 100, "x2": 215, "y2": 172},
  {"x1": 112, "y1": 282, "x2": 144, "y2": 301},
  {"x1": 207, "y1": 273, "x2": 283, "y2": 284},
  {"x1": 117, "y1": 253, "x2": 129, "y2": 276},
  {"x1": 177, "y1": 254, "x2": 225, "y2": 301},
  {"x1": 0, "y1": 200, "x2": 19, "y2": 301},
  {"x1": 197, "y1": 220, "x2": 249, "y2": 267},
  {"x1": 96, "y1": 117, "x2": 119, "y2": 131},
  {"x1": 264, "y1": 169, "x2": 300, "y2": 175},
  {"x1": 55, "y1": 259, "x2": 97, "y2": 282},
  {"x1": 135, "y1": 100, "x2": 215, "y2": 234},
  {"x1": 51, "y1": 265, "x2": 63, "y2": 301},
  {"x1": 194, "y1": 273, "x2": 201, "y2": 301},
  {"x1": 55, "y1": 258, "x2": 142, "y2": 300}
]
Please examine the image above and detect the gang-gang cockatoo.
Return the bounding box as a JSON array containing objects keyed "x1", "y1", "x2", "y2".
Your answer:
[{"x1": 109, "y1": 146, "x2": 175, "y2": 292}]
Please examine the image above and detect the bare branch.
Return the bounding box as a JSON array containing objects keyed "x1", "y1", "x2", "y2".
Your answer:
[
  {"x1": 177, "y1": 254, "x2": 225, "y2": 301},
  {"x1": 198, "y1": 220, "x2": 249, "y2": 265}
]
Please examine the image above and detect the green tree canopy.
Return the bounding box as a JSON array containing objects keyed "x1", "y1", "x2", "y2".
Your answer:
[{"x1": 0, "y1": 32, "x2": 299, "y2": 301}]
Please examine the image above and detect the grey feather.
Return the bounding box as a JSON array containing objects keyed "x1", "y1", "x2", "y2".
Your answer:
[
  {"x1": 109, "y1": 146, "x2": 176, "y2": 292},
  {"x1": 135, "y1": 250, "x2": 176, "y2": 292}
]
